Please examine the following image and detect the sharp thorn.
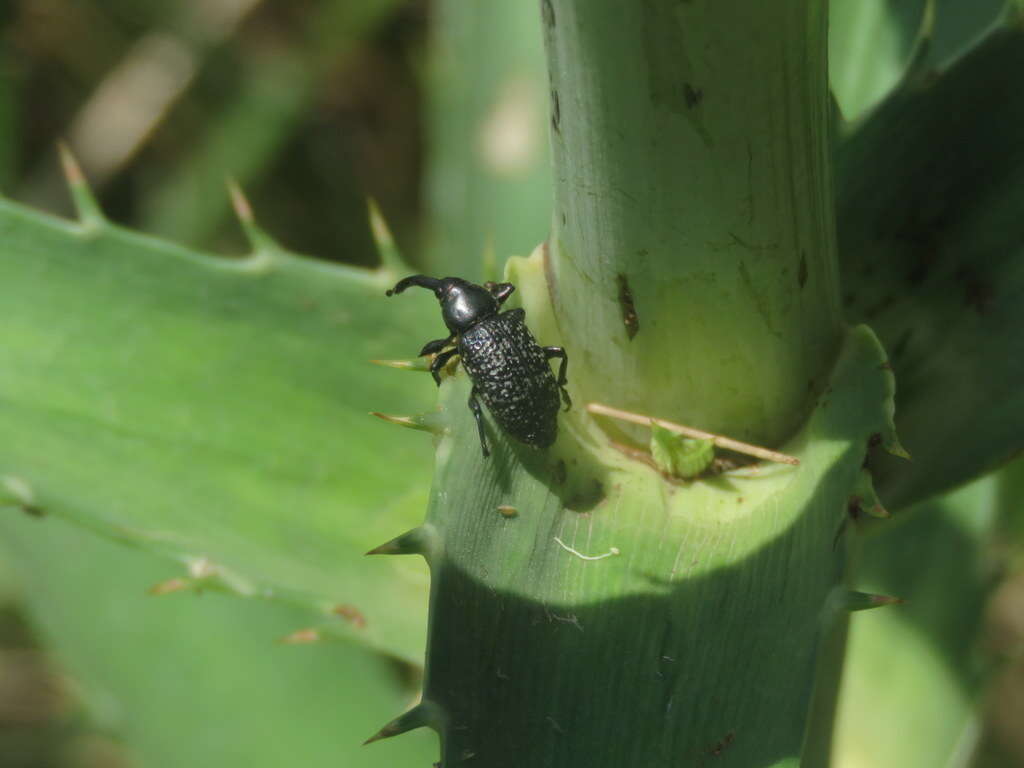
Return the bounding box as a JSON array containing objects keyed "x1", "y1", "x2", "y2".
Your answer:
[
  {"x1": 850, "y1": 468, "x2": 890, "y2": 519},
  {"x1": 365, "y1": 525, "x2": 436, "y2": 558},
  {"x1": 369, "y1": 411, "x2": 442, "y2": 434},
  {"x1": 846, "y1": 591, "x2": 905, "y2": 612},
  {"x1": 867, "y1": 502, "x2": 890, "y2": 519},
  {"x1": 225, "y1": 177, "x2": 282, "y2": 259},
  {"x1": 885, "y1": 437, "x2": 911, "y2": 461},
  {"x1": 57, "y1": 141, "x2": 105, "y2": 227},
  {"x1": 369, "y1": 198, "x2": 408, "y2": 274},
  {"x1": 363, "y1": 702, "x2": 439, "y2": 745},
  {"x1": 369, "y1": 358, "x2": 432, "y2": 372},
  {"x1": 227, "y1": 177, "x2": 255, "y2": 225}
]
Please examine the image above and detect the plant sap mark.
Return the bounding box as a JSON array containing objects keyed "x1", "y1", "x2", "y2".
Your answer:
[
  {"x1": 798, "y1": 251, "x2": 808, "y2": 289},
  {"x1": 617, "y1": 273, "x2": 640, "y2": 339},
  {"x1": 550, "y1": 88, "x2": 561, "y2": 134}
]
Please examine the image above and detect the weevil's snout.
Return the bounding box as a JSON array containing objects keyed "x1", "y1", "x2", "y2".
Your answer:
[{"x1": 386, "y1": 275, "x2": 444, "y2": 297}]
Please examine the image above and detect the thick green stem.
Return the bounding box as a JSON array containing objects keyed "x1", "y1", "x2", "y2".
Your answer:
[
  {"x1": 378, "y1": 4, "x2": 900, "y2": 767},
  {"x1": 543, "y1": 0, "x2": 841, "y2": 445}
]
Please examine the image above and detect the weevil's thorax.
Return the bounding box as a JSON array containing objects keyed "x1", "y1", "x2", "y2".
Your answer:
[{"x1": 439, "y1": 279, "x2": 499, "y2": 334}]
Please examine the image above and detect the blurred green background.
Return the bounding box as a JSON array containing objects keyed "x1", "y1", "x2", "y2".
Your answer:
[{"x1": 1, "y1": 0, "x2": 1022, "y2": 766}]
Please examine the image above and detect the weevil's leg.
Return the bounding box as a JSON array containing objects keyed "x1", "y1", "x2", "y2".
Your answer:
[
  {"x1": 544, "y1": 346, "x2": 572, "y2": 411},
  {"x1": 430, "y1": 348, "x2": 460, "y2": 386},
  {"x1": 419, "y1": 333, "x2": 455, "y2": 357},
  {"x1": 468, "y1": 386, "x2": 490, "y2": 458}
]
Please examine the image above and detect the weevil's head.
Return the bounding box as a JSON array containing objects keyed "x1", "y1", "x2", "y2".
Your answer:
[{"x1": 387, "y1": 275, "x2": 515, "y2": 334}]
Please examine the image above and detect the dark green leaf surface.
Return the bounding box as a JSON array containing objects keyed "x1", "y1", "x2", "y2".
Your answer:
[
  {"x1": 838, "y1": 22, "x2": 1024, "y2": 509},
  {"x1": 0, "y1": 198, "x2": 436, "y2": 663}
]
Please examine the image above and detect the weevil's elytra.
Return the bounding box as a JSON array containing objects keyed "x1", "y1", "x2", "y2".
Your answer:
[{"x1": 385, "y1": 275, "x2": 570, "y2": 458}]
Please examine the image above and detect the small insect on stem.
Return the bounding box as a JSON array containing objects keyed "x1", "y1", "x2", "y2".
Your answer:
[
  {"x1": 385, "y1": 275, "x2": 571, "y2": 457},
  {"x1": 586, "y1": 402, "x2": 800, "y2": 466}
]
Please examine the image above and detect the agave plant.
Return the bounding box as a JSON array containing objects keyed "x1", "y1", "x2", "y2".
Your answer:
[{"x1": 2, "y1": 1, "x2": 1023, "y2": 766}]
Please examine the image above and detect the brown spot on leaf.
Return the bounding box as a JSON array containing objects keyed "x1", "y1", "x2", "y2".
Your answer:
[
  {"x1": 552, "y1": 459, "x2": 567, "y2": 486},
  {"x1": 334, "y1": 604, "x2": 367, "y2": 629},
  {"x1": 617, "y1": 273, "x2": 640, "y2": 339},
  {"x1": 709, "y1": 731, "x2": 735, "y2": 756}
]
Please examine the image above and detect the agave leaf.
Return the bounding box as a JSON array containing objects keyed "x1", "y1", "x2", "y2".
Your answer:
[
  {"x1": 0, "y1": 513, "x2": 437, "y2": 767},
  {"x1": 0, "y1": 196, "x2": 436, "y2": 663},
  {"x1": 838, "y1": 22, "x2": 1024, "y2": 509}
]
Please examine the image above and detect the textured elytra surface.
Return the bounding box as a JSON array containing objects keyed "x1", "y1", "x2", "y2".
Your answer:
[{"x1": 459, "y1": 308, "x2": 562, "y2": 448}]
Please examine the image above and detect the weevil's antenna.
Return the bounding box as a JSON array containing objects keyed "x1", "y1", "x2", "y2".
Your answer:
[{"x1": 386, "y1": 275, "x2": 443, "y2": 297}]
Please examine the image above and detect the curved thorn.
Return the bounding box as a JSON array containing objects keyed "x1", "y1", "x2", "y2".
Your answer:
[
  {"x1": 365, "y1": 525, "x2": 436, "y2": 558},
  {"x1": 363, "y1": 702, "x2": 440, "y2": 746},
  {"x1": 57, "y1": 141, "x2": 105, "y2": 227}
]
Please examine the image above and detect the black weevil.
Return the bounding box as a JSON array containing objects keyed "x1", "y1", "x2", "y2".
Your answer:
[{"x1": 386, "y1": 275, "x2": 570, "y2": 457}]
